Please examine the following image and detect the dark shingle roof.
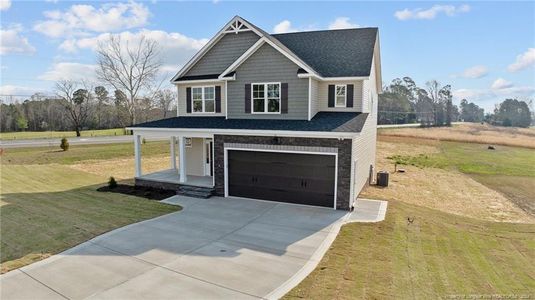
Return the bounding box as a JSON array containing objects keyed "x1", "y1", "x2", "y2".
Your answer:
[
  {"x1": 131, "y1": 112, "x2": 368, "y2": 133},
  {"x1": 273, "y1": 28, "x2": 378, "y2": 77},
  {"x1": 175, "y1": 74, "x2": 219, "y2": 81}
]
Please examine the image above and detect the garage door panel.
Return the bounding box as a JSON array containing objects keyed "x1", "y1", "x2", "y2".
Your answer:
[{"x1": 227, "y1": 150, "x2": 336, "y2": 208}]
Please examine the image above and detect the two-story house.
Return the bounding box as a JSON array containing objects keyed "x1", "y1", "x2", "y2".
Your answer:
[{"x1": 128, "y1": 16, "x2": 381, "y2": 210}]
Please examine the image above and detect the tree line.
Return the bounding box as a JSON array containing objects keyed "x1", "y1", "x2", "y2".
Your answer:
[
  {"x1": 1, "y1": 34, "x2": 177, "y2": 136},
  {"x1": 378, "y1": 76, "x2": 532, "y2": 128}
]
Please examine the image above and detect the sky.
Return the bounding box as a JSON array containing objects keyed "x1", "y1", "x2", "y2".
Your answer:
[{"x1": 0, "y1": 0, "x2": 534, "y2": 112}]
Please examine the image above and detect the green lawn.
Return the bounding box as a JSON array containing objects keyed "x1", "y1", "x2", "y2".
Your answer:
[
  {"x1": 284, "y1": 200, "x2": 535, "y2": 299},
  {"x1": 387, "y1": 140, "x2": 535, "y2": 216},
  {"x1": 0, "y1": 128, "x2": 127, "y2": 140},
  {"x1": 0, "y1": 164, "x2": 179, "y2": 273},
  {"x1": 388, "y1": 141, "x2": 535, "y2": 177},
  {"x1": 2, "y1": 141, "x2": 169, "y2": 165}
]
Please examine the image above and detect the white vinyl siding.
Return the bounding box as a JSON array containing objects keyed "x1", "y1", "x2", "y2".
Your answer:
[
  {"x1": 350, "y1": 54, "x2": 379, "y2": 204},
  {"x1": 309, "y1": 78, "x2": 320, "y2": 119}
]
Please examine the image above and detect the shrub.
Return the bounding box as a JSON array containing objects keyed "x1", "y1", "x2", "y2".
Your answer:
[
  {"x1": 108, "y1": 176, "x2": 118, "y2": 189},
  {"x1": 60, "y1": 137, "x2": 69, "y2": 151},
  {"x1": 142, "y1": 137, "x2": 147, "y2": 144}
]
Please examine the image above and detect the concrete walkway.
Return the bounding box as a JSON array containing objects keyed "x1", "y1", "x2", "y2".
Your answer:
[{"x1": 0, "y1": 196, "x2": 388, "y2": 300}]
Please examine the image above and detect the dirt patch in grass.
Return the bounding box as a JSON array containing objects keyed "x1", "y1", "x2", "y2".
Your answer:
[
  {"x1": 362, "y1": 137, "x2": 534, "y2": 223},
  {"x1": 471, "y1": 174, "x2": 535, "y2": 216},
  {"x1": 379, "y1": 123, "x2": 535, "y2": 149},
  {"x1": 97, "y1": 184, "x2": 176, "y2": 200},
  {"x1": 284, "y1": 200, "x2": 535, "y2": 299},
  {"x1": 68, "y1": 155, "x2": 170, "y2": 180}
]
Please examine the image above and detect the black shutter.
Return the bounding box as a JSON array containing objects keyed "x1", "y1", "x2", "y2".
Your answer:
[
  {"x1": 328, "y1": 85, "x2": 335, "y2": 107},
  {"x1": 244, "y1": 84, "x2": 251, "y2": 113},
  {"x1": 281, "y1": 83, "x2": 288, "y2": 114},
  {"x1": 215, "y1": 86, "x2": 221, "y2": 113},
  {"x1": 186, "y1": 87, "x2": 192, "y2": 113},
  {"x1": 346, "y1": 84, "x2": 354, "y2": 108}
]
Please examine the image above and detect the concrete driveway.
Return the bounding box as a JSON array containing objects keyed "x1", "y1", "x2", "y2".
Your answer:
[{"x1": 1, "y1": 196, "x2": 348, "y2": 300}]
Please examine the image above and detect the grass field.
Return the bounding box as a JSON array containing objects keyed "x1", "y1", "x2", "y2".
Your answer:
[
  {"x1": 379, "y1": 123, "x2": 535, "y2": 149},
  {"x1": 0, "y1": 128, "x2": 127, "y2": 140},
  {"x1": 284, "y1": 200, "x2": 535, "y2": 299},
  {"x1": 361, "y1": 136, "x2": 534, "y2": 223},
  {"x1": 1, "y1": 140, "x2": 169, "y2": 165},
  {"x1": 0, "y1": 142, "x2": 178, "y2": 273}
]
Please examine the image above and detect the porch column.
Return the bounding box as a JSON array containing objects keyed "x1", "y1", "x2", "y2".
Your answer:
[
  {"x1": 178, "y1": 136, "x2": 187, "y2": 183},
  {"x1": 134, "y1": 134, "x2": 142, "y2": 177},
  {"x1": 170, "y1": 136, "x2": 177, "y2": 169}
]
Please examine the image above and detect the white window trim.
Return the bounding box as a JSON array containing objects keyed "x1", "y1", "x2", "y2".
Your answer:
[
  {"x1": 251, "y1": 82, "x2": 281, "y2": 114},
  {"x1": 191, "y1": 85, "x2": 216, "y2": 114},
  {"x1": 335, "y1": 84, "x2": 347, "y2": 108}
]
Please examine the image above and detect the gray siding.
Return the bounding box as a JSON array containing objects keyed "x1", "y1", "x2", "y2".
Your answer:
[
  {"x1": 185, "y1": 31, "x2": 260, "y2": 77},
  {"x1": 227, "y1": 44, "x2": 308, "y2": 120},
  {"x1": 318, "y1": 80, "x2": 363, "y2": 112},
  {"x1": 310, "y1": 78, "x2": 320, "y2": 119},
  {"x1": 176, "y1": 82, "x2": 225, "y2": 117}
]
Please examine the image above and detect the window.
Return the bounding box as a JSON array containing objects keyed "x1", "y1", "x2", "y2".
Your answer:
[
  {"x1": 335, "y1": 85, "x2": 346, "y2": 107},
  {"x1": 252, "y1": 83, "x2": 280, "y2": 113},
  {"x1": 191, "y1": 86, "x2": 215, "y2": 113}
]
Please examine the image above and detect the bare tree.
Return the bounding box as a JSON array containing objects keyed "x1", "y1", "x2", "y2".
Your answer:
[
  {"x1": 96, "y1": 34, "x2": 161, "y2": 125},
  {"x1": 154, "y1": 89, "x2": 176, "y2": 118},
  {"x1": 55, "y1": 80, "x2": 91, "y2": 136}
]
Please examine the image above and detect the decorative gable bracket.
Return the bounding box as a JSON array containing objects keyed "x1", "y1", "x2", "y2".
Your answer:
[{"x1": 224, "y1": 20, "x2": 251, "y2": 34}]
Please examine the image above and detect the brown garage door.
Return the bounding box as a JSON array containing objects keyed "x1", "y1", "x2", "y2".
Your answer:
[{"x1": 227, "y1": 150, "x2": 336, "y2": 208}]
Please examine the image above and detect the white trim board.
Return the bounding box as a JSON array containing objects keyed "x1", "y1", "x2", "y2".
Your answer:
[
  {"x1": 223, "y1": 147, "x2": 338, "y2": 210},
  {"x1": 127, "y1": 127, "x2": 359, "y2": 139}
]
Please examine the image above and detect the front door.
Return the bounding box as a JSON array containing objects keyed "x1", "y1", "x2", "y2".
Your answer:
[{"x1": 204, "y1": 139, "x2": 213, "y2": 176}]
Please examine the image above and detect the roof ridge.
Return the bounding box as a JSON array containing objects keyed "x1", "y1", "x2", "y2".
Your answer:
[{"x1": 272, "y1": 27, "x2": 378, "y2": 36}]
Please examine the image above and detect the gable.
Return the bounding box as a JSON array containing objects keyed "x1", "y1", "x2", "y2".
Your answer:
[{"x1": 184, "y1": 31, "x2": 260, "y2": 77}]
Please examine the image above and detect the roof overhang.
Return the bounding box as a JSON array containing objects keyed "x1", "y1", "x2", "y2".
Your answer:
[
  {"x1": 126, "y1": 127, "x2": 359, "y2": 139},
  {"x1": 297, "y1": 73, "x2": 369, "y2": 81}
]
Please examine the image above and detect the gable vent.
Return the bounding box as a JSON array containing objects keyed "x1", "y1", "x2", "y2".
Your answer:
[{"x1": 225, "y1": 20, "x2": 251, "y2": 34}]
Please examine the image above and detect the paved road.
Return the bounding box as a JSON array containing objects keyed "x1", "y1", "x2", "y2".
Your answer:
[
  {"x1": 0, "y1": 196, "x2": 348, "y2": 300},
  {"x1": 0, "y1": 136, "x2": 135, "y2": 148}
]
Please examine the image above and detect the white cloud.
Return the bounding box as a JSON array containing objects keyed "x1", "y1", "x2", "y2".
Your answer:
[
  {"x1": 0, "y1": 85, "x2": 46, "y2": 96},
  {"x1": 58, "y1": 30, "x2": 208, "y2": 77},
  {"x1": 328, "y1": 17, "x2": 359, "y2": 30},
  {"x1": 0, "y1": 0, "x2": 11, "y2": 11},
  {"x1": 34, "y1": 1, "x2": 150, "y2": 38},
  {"x1": 273, "y1": 20, "x2": 296, "y2": 34},
  {"x1": 507, "y1": 48, "x2": 535, "y2": 72},
  {"x1": 491, "y1": 78, "x2": 514, "y2": 90},
  {"x1": 0, "y1": 24, "x2": 36, "y2": 55},
  {"x1": 460, "y1": 65, "x2": 489, "y2": 79},
  {"x1": 38, "y1": 62, "x2": 97, "y2": 81},
  {"x1": 395, "y1": 4, "x2": 470, "y2": 21},
  {"x1": 453, "y1": 86, "x2": 535, "y2": 102}
]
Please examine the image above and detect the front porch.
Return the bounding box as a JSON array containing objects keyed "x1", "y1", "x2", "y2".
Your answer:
[
  {"x1": 133, "y1": 134, "x2": 215, "y2": 190},
  {"x1": 137, "y1": 169, "x2": 213, "y2": 188}
]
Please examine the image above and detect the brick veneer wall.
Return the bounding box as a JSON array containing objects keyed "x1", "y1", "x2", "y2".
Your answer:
[{"x1": 213, "y1": 135, "x2": 353, "y2": 210}]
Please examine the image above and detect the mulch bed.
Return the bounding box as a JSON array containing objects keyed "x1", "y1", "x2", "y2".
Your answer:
[{"x1": 97, "y1": 184, "x2": 176, "y2": 200}]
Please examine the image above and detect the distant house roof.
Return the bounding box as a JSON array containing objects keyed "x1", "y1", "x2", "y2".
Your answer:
[
  {"x1": 130, "y1": 112, "x2": 368, "y2": 133},
  {"x1": 273, "y1": 28, "x2": 378, "y2": 77}
]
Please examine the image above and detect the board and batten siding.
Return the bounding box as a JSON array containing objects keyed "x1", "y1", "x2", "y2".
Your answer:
[
  {"x1": 184, "y1": 31, "x2": 260, "y2": 77},
  {"x1": 317, "y1": 80, "x2": 363, "y2": 112},
  {"x1": 350, "y1": 55, "x2": 378, "y2": 202},
  {"x1": 227, "y1": 43, "x2": 309, "y2": 120},
  {"x1": 176, "y1": 83, "x2": 226, "y2": 117}
]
